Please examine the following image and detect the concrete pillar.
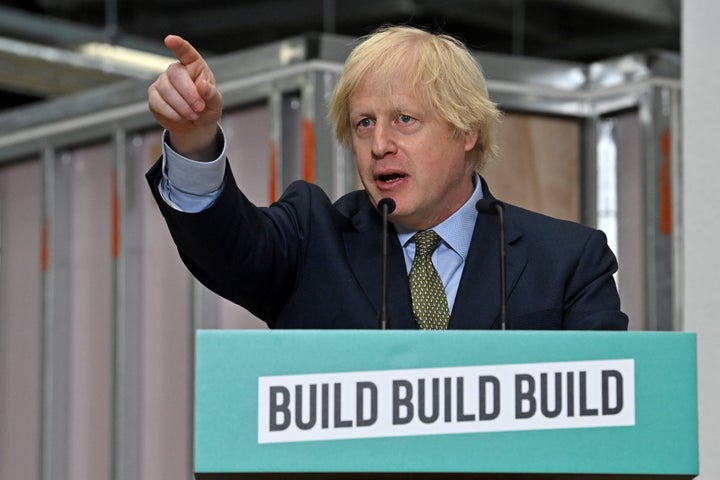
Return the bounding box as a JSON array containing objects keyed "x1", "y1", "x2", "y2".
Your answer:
[{"x1": 682, "y1": 2, "x2": 720, "y2": 478}]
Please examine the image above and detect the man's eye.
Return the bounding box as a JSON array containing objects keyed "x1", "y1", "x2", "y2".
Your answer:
[
  {"x1": 398, "y1": 114, "x2": 414, "y2": 124},
  {"x1": 357, "y1": 118, "x2": 372, "y2": 128}
]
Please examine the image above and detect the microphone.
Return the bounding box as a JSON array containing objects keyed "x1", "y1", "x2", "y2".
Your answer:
[
  {"x1": 377, "y1": 198, "x2": 396, "y2": 329},
  {"x1": 476, "y1": 198, "x2": 511, "y2": 330}
]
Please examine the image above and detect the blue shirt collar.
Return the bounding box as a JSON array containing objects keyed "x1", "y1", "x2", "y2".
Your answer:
[{"x1": 396, "y1": 174, "x2": 484, "y2": 260}]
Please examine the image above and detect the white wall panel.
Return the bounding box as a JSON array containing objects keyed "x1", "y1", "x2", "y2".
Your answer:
[
  {"x1": 0, "y1": 159, "x2": 42, "y2": 480},
  {"x1": 613, "y1": 112, "x2": 646, "y2": 330},
  {"x1": 64, "y1": 144, "x2": 113, "y2": 480},
  {"x1": 136, "y1": 130, "x2": 193, "y2": 480}
]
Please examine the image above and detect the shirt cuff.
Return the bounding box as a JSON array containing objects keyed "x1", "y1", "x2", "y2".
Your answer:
[
  {"x1": 158, "y1": 126, "x2": 228, "y2": 213},
  {"x1": 163, "y1": 127, "x2": 227, "y2": 195}
]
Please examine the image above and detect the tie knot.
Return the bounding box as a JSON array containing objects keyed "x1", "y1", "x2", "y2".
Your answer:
[{"x1": 414, "y1": 229, "x2": 442, "y2": 258}]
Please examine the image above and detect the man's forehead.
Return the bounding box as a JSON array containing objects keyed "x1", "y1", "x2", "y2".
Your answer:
[
  {"x1": 348, "y1": 89, "x2": 429, "y2": 116},
  {"x1": 350, "y1": 72, "x2": 428, "y2": 104}
]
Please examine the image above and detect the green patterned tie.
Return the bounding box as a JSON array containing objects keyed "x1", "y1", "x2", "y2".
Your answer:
[{"x1": 409, "y1": 230, "x2": 450, "y2": 330}]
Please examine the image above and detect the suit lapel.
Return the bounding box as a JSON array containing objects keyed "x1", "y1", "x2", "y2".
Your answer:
[
  {"x1": 451, "y1": 198, "x2": 527, "y2": 329},
  {"x1": 344, "y1": 199, "x2": 415, "y2": 329},
  {"x1": 342, "y1": 184, "x2": 527, "y2": 330}
]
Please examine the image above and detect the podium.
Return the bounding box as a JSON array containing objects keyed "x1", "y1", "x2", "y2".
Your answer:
[{"x1": 195, "y1": 330, "x2": 697, "y2": 479}]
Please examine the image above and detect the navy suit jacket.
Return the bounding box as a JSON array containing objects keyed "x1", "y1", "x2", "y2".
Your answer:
[{"x1": 147, "y1": 161, "x2": 628, "y2": 330}]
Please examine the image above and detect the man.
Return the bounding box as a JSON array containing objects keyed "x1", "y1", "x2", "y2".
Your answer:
[{"x1": 146, "y1": 25, "x2": 628, "y2": 330}]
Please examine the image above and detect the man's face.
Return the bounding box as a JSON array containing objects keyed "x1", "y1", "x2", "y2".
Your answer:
[{"x1": 348, "y1": 74, "x2": 478, "y2": 231}]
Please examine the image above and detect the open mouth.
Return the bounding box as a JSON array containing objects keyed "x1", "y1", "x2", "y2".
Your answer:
[{"x1": 378, "y1": 173, "x2": 406, "y2": 184}]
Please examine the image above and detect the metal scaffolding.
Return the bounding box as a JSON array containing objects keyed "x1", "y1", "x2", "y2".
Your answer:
[{"x1": 0, "y1": 34, "x2": 681, "y2": 480}]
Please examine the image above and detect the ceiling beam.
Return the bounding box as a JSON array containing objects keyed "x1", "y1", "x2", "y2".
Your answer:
[
  {"x1": 0, "y1": 5, "x2": 170, "y2": 54},
  {"x1": 0, "y1": 36, "x2": 168, "y2": 97}
]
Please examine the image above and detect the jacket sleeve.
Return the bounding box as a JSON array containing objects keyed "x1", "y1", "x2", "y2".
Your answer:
[
  {"x1": 561, "y1": 228, "x2": 629, "y2": 330},
  {"x1": 145, "y1": 158, "x2": 316, "y2": 323}
]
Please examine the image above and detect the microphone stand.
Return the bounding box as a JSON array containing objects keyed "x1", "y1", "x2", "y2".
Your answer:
[
  {"x1": 377, "y1": 198, "x2": 396, "y2": 329},
  {"x1": 476, "y1": 199, "x2": 511, "y2": 330}
]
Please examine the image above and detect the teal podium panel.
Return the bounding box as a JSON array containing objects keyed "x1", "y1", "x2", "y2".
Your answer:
[{"x1": 195, "y1": 331, "x2": 697, "y2": 479}]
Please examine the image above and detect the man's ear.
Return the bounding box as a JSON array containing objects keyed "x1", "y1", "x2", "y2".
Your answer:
[{"x1": 464, "y1": 130, "x2": 479, "y2": 152}]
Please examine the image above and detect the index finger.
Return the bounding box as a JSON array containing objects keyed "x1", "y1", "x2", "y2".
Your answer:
[{"x1": 164, "y1": 34, "x2": 204, "y2": 67}]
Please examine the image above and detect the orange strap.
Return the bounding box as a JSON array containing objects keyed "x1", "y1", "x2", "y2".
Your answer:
[
  {"x1": 659, "y1": 129, "x2": 672, "y2": 235},
  {"x1": 112, "y1": 169, "x2": 121, "y2": 259},
  {"x1": 269, "y1": 141, "x2": 279, "y2": 204},
  {"x1": 302, "y1": 118, "x2": 316, "y2": 183}
]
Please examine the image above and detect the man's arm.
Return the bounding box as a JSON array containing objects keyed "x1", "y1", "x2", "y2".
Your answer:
[{"x1": 144, "y1": 35, "x2": 306, "y2": 323}]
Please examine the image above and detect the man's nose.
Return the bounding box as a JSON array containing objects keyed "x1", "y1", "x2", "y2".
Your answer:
[{"x1": 371, "y1": 123, "x2": 397, "y2": 158}]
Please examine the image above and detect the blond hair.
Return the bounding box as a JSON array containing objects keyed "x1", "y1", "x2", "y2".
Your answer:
[{"x1": 328, "y1": 25, "x2": 501, "y2": 171}]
